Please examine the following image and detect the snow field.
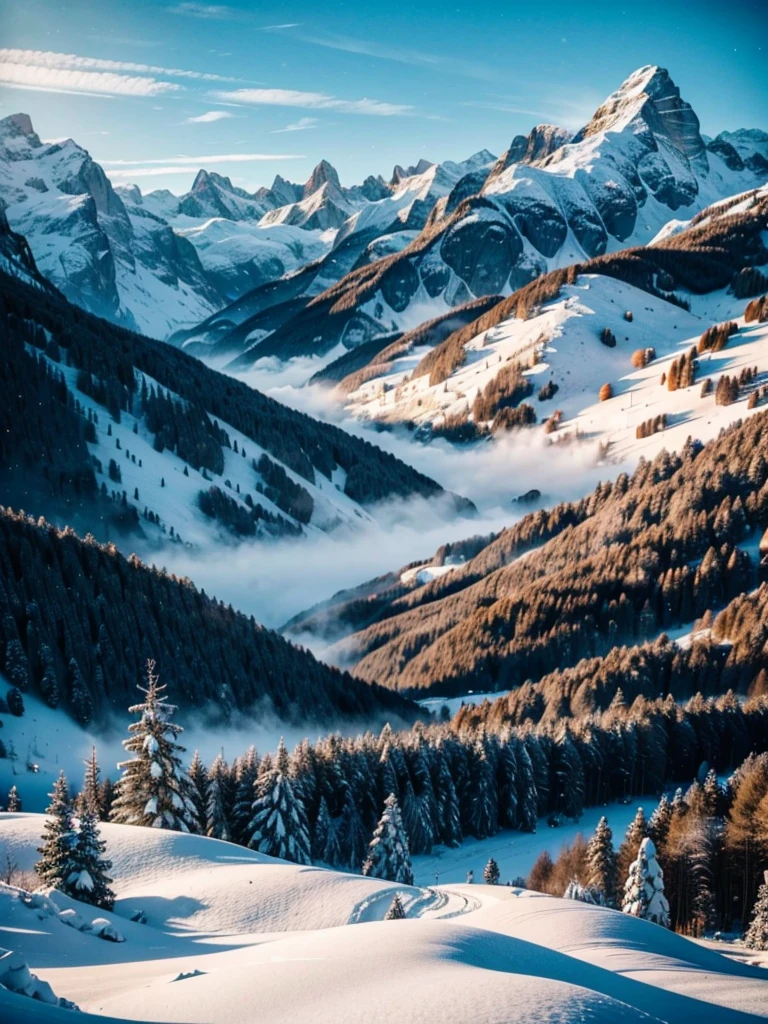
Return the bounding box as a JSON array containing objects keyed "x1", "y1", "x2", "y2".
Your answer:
[{"x1": 2, "y1": 813, "x2": 767, "y2": 1023}]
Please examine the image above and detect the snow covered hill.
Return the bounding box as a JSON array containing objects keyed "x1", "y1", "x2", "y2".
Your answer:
[
  {"x1": 1, "y1": 814, "x2": 766, "y2": 1024},
  {"x1": 205, "y1": 65, "x2": 767, "y2": 371}
]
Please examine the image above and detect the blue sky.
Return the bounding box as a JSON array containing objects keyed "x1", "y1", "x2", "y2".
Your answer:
[{"x1": 1, "y1": 0, "x2": 766, "y2": 195}]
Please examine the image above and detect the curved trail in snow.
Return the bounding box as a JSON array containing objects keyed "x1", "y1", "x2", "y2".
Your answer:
[{"x1": 347, "y1": 885, "x2": 483, "y2": 924}]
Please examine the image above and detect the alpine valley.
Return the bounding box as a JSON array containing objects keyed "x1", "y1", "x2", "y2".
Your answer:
[{"x1": 2, "y1": 25, "x2": 768, "y2": 1024}]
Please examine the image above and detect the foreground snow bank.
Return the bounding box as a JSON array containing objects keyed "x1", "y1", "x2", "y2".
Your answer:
[{"x1": 2, "y1": 814, "x2": 767, "y2": 1024}]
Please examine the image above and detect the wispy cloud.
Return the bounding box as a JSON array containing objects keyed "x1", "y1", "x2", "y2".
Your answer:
[
  {"x1": 100, "y1": 153, "x2": 304, "y2": 166},
  {"x1": 211, "y1": 87, "x2": 411, "y2": 116},
  {"x1": 262, "y1": 26, "x2": 496, "y2": 81},
  {"x1": 0, "y1": 48, "x2": 240, "y2": 83},
  {"x1": 0, "y1": 62, "x2": 180, "y2": 98},
  {"x1": 185, "y1": 109, "x2": 235, "y2": 123},
  {"x1": 168, "y1": 3, "x2": 238, "y2": 18},
  {"x1": 270, "y1": 116, "x2": 318, "y2": 133},
  {"x1": 262, "y1": 23, "x2": 302, "y2": 30}
]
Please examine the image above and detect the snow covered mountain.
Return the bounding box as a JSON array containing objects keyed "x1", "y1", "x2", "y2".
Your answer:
[
  {"x1": 333, "y1": 185, "x2": 768, "y2": 449},
  {"x1": 0, "y1": 108, "x2": 499, "y2": 344},
  {"x1": 169, "y1": 148, "x2": 498, "y2": 358},
  {"x1": 0, "y1": 113, "x2": 224, "y2": 338},
  {"x1": 0, "y1": 218, "x2": 470, "y2": 551},
  {"x1": 204, "y1": 65, "x2": 767, "y2": 370}
]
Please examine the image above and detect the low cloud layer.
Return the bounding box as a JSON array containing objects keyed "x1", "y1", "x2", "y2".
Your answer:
[{"x1": 145, "y1": 365, "x2": 618, "y2": 636}]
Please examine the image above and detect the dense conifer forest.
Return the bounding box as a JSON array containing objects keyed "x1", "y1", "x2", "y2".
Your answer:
[
  {"x1": 287, "y1": 410, "x2": 768, "y2": 699},
  {"x1": 0, "y1": 265, "x2": 464, "y2": 537},
  {"x1": 0, "y1": 507, "x2": 419, "y2": 727}
]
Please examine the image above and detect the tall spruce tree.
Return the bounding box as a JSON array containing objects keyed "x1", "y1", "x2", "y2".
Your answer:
[
  {"x1": 313, "y1": 795, "x2": 341, "y2": 866},
  {"x1": 231, "y1": 746, "x2": 259, "y2": 844},
  {"x1": 36, "y1": 772, "x2": 78, "y2": 896},
  {"x1": 110, "y1": 661, "x2": 197, "y2": 832},
  {"x1": 75, "y1": 747, "x2": 102, "y2": 819},
  {"x1": 206, "y1": 754, "x2": 232, "y2": 841},
  {"x1": 187, "y1": 750, "x2": 208, "y2": 834},
  {"x1": 248, "y1": 739, "x2": 311, "y2": 864},
  {"x1": 618, "y1": 807, "x2": 647, "y2": 885},
  {"x1": 362, "y1": 794, "x2": 413, "y2": 885},
  {"x1": 622, "y1": 837, "x2": 670, "y2": 928},
  {"x1": 71, "y1": 809, "x2": 115, "y2": 910},
  {"x1": 6, "y1": 785, "x2": 20, "y2": 812},
  {"x1": 647, "y1": 795, "x2": 672, "y2": 855},
  {"x1": 585, "y1": 816, "x2": 618, "y2": 906}
]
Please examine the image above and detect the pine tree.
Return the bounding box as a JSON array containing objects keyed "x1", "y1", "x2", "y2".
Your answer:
[
  {"x1": 467, "y1": 739, "x2": 498, "y2": 840},
  {"x1": 384, "y1": 894, "x2": 406, "y2": 920},
  {"x1": 36, "y1": 772, "x2": 78, "y2": 896},
  {"x1": 484, "y1": 857, "x2": 500, "y2": 885},
  {"x1": 622, "y1": 837, "x2": 670, "y2": 928},
  {"x1": 338, "y1": 787, "x2": 367, "y2": 870},
  {"x1": 231, "y1": 746, "x2": 258, "y2": 844},
  {"x1": 362, "y1": 794, "x2": 414, "y2": 885},
  {"x1": 75, "y1": 748, "x2": 102, "y2": 818},
  {"x1": 313, "y1": 795, "x2": 341, "y2": 865},
  {"x1": 744, "y1": 872, "x2": 768, "y2": 950},
  {"x1": 585, "y1": 816, "x2": 618, "y2": 906},
  {"x1": 187, "y1": 750, "x2": 208, "y2": 834},
  {"x1": 6, "y1": 786, "x2": 20, "y2": 812},
  {"x1": 110, "y1": 661, "x2": 198, "y2": 832},
  {"x1": 618, "y1": 807, "x2": 647, "y2": 885},
  {"x1": 647, "y1": 795, "x2": 672, "y2": 855},
  {"x1": 71, "y1": 809, "x2": 115, "y2": 910},
  {"x1": 68, "y1": 657, "x2": 93, "y2": 726},
  {"x1": 517, "y1": 743, "x2": 538, "y2": 833},
  {"x1": 248, "y1": 739, "x2": 310, "y2": 864},
  {"x1": 206, "y1": 754, "x2": 232, "y2": 841}
]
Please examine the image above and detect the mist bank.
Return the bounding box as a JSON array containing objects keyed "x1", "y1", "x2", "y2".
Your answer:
[{"x1": 139, "y1": 365, "x2": 620, "y2": 633}]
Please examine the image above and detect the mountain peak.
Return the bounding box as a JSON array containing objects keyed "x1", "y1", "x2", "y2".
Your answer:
[
  {"x1": 573, "y1": 65, "x2": 706, "y2": 165},
  {"x1": 191, "y1": 168, "x2": 212, "y2": 191},
  {"x1": 304, "y1": 159, "x2": 341, "y2": 198},
  {"x1": 3, "y1": 112, "x2": 35, "y2": 136}
]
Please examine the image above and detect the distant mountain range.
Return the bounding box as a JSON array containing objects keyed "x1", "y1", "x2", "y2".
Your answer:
[
  {"x1": 0, "y1": 109, "x2": 496, "y2": 340},
  {"x1": 175, "y1": 66, "x2": 768, "y2": 371}
]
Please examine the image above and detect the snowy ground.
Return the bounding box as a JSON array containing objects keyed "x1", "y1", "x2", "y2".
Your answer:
[
  {"x1": 411, "y1": 799, "x2": 645, "y2": 888},
  {"x1": 1, "y1": 814, "x2": 766, "y2": 1023},
  {"x1": 341, "y1": 273, "x2": 768, "y2": 471}
]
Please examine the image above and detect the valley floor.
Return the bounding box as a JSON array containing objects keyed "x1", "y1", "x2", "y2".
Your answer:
[{"x1": 1, "y1": 814, "x2": 767, "y2": 1023}]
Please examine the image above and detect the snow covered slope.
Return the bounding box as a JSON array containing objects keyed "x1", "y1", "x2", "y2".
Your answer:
[
  {"x1": 1, "y1": 815, "x2": 766, "y2": 1024},
  {"x1": 211, "y1": 65, "x2": 767, "y2": 370}
]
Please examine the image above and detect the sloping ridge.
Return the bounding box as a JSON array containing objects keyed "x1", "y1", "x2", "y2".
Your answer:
[{"x1": 0, "y1": 507, "x2": 420, "y2": 728}]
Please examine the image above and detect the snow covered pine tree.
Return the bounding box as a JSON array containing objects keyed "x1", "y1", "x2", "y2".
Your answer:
[
  {"x1": 36, "y1": 772, "x2": 79, "y2": 897},
  {"x1": 484, "y1": 857, "x2": 500, "y2": 884},
  {"x1": 362, "y1": 794, "x2": 414, "y2": 885},
  {"x1": 744, "y1": 871, "x2": 768, "y2": 950},
  {"x1": 71, "y1": 808, "x2": 116, "y2": 910},
  {"x1": 585, "y1": 815, "x2": 618, "y2": 906},
  {"x1": 622, "y1": 837, "x2": 670, "y2": 927},
  {"x1": 385, "y1": 894, "x2": 407, "y2": 920},
  {"x1": 248, "y1": 738, "x2": 311, "y2": 864},
  {"x1": 110, "y1": 661, "x2": 198, "y2": 832}
]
